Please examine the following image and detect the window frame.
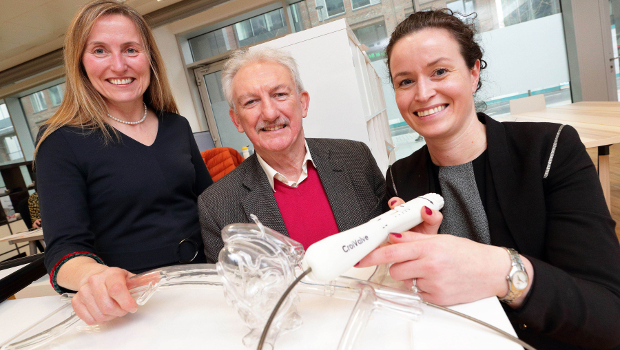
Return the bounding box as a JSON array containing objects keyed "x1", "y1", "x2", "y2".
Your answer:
[
  {"x1": 29, "y1": 91, "x2": 47, "y2": 113},
  {"x1": 49, "y1": 85, "x2": 63, "y2": 107},
  {"x1": 315, "y1": 0, "x2": 347, "y2": 20},
  {"x1": 350, "y1": 0, "x2": 381, "y2": 12}
]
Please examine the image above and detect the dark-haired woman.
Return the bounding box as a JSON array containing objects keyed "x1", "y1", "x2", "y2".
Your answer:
[{"x1": 358, "y1": 9, "x2": 620, "y2": 350}]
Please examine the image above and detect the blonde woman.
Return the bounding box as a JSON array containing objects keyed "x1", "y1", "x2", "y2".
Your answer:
[{"x1": 35, "y1": 0, "x2": 212, "y2": 325}]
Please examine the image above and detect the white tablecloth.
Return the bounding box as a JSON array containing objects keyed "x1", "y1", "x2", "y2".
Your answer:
[{"x1": 0, "y1": 285, "x2": 522, "y2": 349}]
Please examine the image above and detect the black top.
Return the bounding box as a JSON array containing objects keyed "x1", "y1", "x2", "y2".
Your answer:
[
  {"x1": 37, "y1": 112, "x2": 213, "y2": 276},
  {"x1": 387, "y1": 113, "x2": 620, "y2": 349}
]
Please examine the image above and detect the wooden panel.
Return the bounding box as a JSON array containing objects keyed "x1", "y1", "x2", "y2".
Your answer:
[{"x1": 587, "y1": 146, "x2": 620, "y2": 243}]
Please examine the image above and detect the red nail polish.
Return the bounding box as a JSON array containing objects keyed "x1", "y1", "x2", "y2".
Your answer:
[
  {"x1": 425, "y1": 206, "x2": 432, "y2": 215},
  {"x1": 391, "y1": 232, "x2": 402, "y2": 238},
  {"x1": 389, "y1": 199, "x2": 397, "y2": 206}
]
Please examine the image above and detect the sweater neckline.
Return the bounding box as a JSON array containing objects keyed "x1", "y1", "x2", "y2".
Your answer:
[{"x1": 111, "y1": 114, "x2": 161, "y2": 148}]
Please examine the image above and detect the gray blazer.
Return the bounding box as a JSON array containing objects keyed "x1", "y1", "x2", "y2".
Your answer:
[{"x1": 198, "y1": 138, "x2": 387, "y2": 262}]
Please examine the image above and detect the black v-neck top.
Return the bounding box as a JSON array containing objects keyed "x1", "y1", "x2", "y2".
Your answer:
[{"x1": 37, "y1": 112, "x2": 213, "y2": 276}]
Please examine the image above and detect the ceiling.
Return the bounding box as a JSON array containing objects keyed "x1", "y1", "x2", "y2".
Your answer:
[{"x1": 0, "y1": 0, "x2": 185, "y2": 73}]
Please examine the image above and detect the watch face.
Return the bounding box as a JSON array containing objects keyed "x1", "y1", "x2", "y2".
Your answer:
[{"x1": 513, "y1": 271, "x2": 529, "y2": 290}]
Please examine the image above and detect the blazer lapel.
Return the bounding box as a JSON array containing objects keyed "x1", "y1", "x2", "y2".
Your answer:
[
  {"x1": 309, "y1": 140, "x2": 364, "y2": 232},
  {"x1": 240, "y1": 156, "x2": 289, "y2": 236},
  {"x1": 412, "y1": 146, "x2": 433, "y2": 197},
  {"x1": 485, "y1": 115, "x2": 544, "y2": 255}
]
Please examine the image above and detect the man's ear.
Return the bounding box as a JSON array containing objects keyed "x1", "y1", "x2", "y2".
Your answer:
[
  {"x1": 229, "y1": 108, "x2": 245, "y2": 133},
  {"x1": 300, "y1": 91, "x2": 310, "y2": 118}
]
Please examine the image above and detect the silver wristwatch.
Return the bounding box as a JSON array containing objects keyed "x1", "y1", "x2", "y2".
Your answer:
[{"x1": 499, "y1": 247, "x2": 529, "y2": 304}]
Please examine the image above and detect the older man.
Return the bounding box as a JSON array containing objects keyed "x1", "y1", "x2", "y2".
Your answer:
[{"x1": 198, "y1": 47, "x2": 387, "y2": 262}]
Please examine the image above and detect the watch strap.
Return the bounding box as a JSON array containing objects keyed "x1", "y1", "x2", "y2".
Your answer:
[{"x1": 499, "y1": 247, "x2": 527, "y2": 304}]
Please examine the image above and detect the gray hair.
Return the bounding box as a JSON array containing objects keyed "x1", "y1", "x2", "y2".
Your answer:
[{"x1": 221, "y1": 47, "x2": 305, "y2": 110}]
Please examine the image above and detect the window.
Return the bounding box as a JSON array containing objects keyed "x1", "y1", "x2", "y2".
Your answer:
[
  {"x1": 265, "y1": 9, "x2": 285, "y2": 30},
  {"x1": 186, "y1": 0, "x2": 571, "y2": 160},
  {"x1": 19, "y1": 83, "x2": 66, "y2": 140},
  {"x1": 611, "y1": 0, "x2": 620, "y2": 100},
  {"x1": 446, "y1": 0, "x2": 474, "y2": 15},
  {"x1": 351, "y1": 0, "x2": 380, "y2": 10},
  {"x1": 501, "y1": 0, "x2": 560, "y2": 27},
  {"x1": 406, "y1": 0, "x2": 569, "y2": 160},
  {"x1": 249, "y1": 16, "x2": 269, "y2": 36},
  {"x1": 234, "y1": 21, "x2": 254, "y2": 42},
  {"x1": 289, "y1": 2, "x2": 307, "y2": 32},
  {"x1": 29, "y1": 91, "x2": 47, "y2": 113},
  {"x1": 188, "y1": 8, "x2": 288, "y2": 62},
  {"x1": 237, "y1": 9, "x2": 286, "y2": 47},
  {"x1": 0, "y1": 103, "x2": 24, "y2": 164},
  {"x1": 417, "y1": 0, "x2": 560, "y2": 32},
  {"x1": 0, "y1": 104, "x2": 9, "y2": 120},
  {"x1": 315, "y1": 0, "x2": 346, "y2": 19},
  {"x1": 353, "y1": 21, "x2": 388, "y2": 61},
  {"x1": 49, "y1": 85, "x2": 63, "y2": 107},
  {"x1": 189, "y1": 0, "x2": 416, "y2": 158},
  {"x1": 3, "y1": 136, "x2": 22, "y2": 161}
]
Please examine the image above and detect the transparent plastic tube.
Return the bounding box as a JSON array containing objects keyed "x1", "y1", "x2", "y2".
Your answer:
[
  {"x1": 0, "y1": 265, "x2": 221, "y2": 350},
  {"x1": 218, "y1": 216, "x2": 425, "y2": 350},
  {"x1": 2, "y1": 199, "x2": 535, "y2": 350}
]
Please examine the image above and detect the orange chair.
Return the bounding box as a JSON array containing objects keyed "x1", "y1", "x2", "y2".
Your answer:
[{"x1": 201, "y1": 147, "x2": 245, "y2": 182}]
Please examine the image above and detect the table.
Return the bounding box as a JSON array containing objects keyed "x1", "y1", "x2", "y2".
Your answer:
[
  {"x1": 0, "y1": 254, "x2": 46, "y2": 301},
  {"x1": 0, "y1": 228, "x2": 43, "y2": 255},
  {"x1": 0, "y1": 287, "x2": 522, "y2": 349},
  {"x1": 495, "y1": 101, "x2": 620, "y2": 209}
]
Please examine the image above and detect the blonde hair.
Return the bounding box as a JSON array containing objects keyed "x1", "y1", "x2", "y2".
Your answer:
[{"x1": 34, "y1": 0, "x2": 178, "y2": 158}]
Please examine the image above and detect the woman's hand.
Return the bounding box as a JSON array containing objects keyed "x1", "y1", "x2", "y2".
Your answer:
[
  {"x1": 363, "y1": 233, "x2": 510, "y2": 305},
  {"x1": 57, "y1": 257, "x2": 138, "y2": 325},
  {"x1": 387, "y1": 197, "x2": 443, "y2": 236},
  {"x1": 32, "y1": 219, "x2": 41, "y2": 229},
  {"x1": 359, "y1": 201, "x2": 533, "y2": 306},
  {"x1": 71, "y1": 267, "x2": 138, "y2": 325}
]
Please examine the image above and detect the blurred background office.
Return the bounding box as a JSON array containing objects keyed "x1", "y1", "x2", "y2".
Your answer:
[{"x1": 0, "y1": 0, "x2": 618, "y2": 262}]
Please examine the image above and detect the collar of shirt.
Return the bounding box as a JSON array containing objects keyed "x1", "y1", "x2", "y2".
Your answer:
[{"x1": 256, "y1": 140, "x2": 314, "y2": 192}]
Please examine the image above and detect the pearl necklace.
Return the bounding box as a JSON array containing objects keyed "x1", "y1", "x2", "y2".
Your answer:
[{"x1": 107, "y1": 103, "x2": 147, "y2": 125}]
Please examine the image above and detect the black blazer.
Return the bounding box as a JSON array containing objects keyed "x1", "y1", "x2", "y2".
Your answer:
[
  {"x1": 199, "y1": 138, "x2": 388, "y2": 263},
  {"x1": 387, "y1": 113, "x2": 620, "y2": 350}
]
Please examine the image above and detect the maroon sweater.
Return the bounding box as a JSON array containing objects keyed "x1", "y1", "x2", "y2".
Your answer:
[{"x1": 273, "y1": 163, "x2": 339, "y2": 249}]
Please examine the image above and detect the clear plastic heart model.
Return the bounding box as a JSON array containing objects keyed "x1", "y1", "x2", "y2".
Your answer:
[
  {"x1": 0, "y1": 219, "x2": 424, "y2": 350},
  {"x1": 216, "y1": 215, "x2": 424, "y2": 350}
]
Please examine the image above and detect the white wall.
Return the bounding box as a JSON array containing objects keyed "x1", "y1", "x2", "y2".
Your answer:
[
  {"x1": 478, "y1": 13, "x2": 570, "y2": 100},
  {"x1": 561, "y1": 0, "x2": 616, "y2": 101},
  {"x1": 152, "y1": 26, "x2": 207, "y2": 132}
]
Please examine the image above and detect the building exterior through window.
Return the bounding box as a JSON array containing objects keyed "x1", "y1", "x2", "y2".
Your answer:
[
  {"x1": 0, "y1": 103, "x2": 24, "y2": 164},
  {"x1": 185, "y1": 0, "x2": 570, "y2": 159},
  {"x1": 19, "y1": 82, "x2": 66, "y2": 141}
]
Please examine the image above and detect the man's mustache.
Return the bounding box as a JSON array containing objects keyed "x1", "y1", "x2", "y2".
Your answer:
[{"x1": 256, "y1": 117, "x2": 289, "y2": 132}]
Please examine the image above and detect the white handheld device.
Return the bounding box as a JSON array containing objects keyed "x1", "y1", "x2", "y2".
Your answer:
[{"x1": 301, "y1": 193, "x2": 444, "y2": 282}]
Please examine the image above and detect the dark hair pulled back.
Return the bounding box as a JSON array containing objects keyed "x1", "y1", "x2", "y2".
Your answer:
[{"x1": 386, "y1": 8, "x2": 487, "y2": 93}]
